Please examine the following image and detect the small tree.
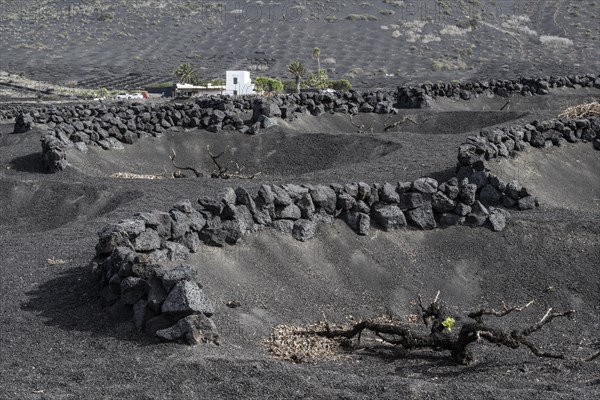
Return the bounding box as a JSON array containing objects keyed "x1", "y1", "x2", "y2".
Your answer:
[
  {"x1": 287, "y1": 61, "x2": 307, "y2": 94},
  {"x1": 312, "y1": 47, "x2": 321, "y2": 74},
  {"x1": 329, "y1": 79, "x2": 352, "y2": 92},
  {"x1": 255, "y1": 77, "x2": 284, "y2": 95},
  {"x1": 174, "y1": 63, "x2": 200, "y2": 85}
]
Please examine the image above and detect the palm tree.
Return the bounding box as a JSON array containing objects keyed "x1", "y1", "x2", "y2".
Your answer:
[
  {"x1": 287, "y1": 61, "x2": 306, "y2": 94},
  {"x1": 312, "y1": 47, "x2": 321, "y2": 74},
  {"x1": 174, "y1": 63, "x2": 199, "y2": 85}
]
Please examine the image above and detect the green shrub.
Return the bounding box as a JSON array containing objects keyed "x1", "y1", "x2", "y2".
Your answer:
[
  {"x1": 254, "y1": 77, "x2": 284, "y2": 93},
  {"x1": 329, "y1": 79, "x2": 352, "y2": 91}
]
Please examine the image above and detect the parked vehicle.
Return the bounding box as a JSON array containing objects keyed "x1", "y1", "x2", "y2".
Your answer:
[{"x1": 115, "y1": 92, "x2": 145, "y2": 100}]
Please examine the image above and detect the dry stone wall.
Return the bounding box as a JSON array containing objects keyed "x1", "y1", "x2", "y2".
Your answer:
[
  {"x1": 90, "y1": 112, "x2": 600, "y2": 344},
  {"x1": 90, "y1": 171, "x2": 532, "y2": 343},
  {"x1": 3, "y1": 73, "x2": 598, "y2": 173},
  {"x1": 399, "y1": 73, "x2": 600, "y2": 106}
]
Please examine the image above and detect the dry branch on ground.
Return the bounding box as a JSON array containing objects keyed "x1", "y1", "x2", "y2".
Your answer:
[
  {"x1": 266, "y1": 293, "x2": 597, "y2": 365},
  {"x1": 559, "y1": 102, "x2": 600, "y2": 119},
  {"x1": 383, "y1": 115, "x2": 432, "y2": 131},
  {"x1": 168, "y1": 147, "x2": 261, "y2": 179}
]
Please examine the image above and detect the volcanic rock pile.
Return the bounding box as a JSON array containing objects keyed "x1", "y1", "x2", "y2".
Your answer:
[
  {"x1": 91, "y1": 167, "x2": 536, "y2": 343},
  {"x1": 403, "y1": 73, "x2": 600, "y2": 104},
  {"x1": 34, "y1": 91, "x2": 398, "y2": 171},
  {"x1": 457, "y1": 116, "x2": 600, "y2": 169},
  {"x1": 12, "y1": 112, "x2": 35, "y2": 133}
]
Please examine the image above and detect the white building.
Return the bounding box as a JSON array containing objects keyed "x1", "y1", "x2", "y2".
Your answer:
[{"x1": 225, "y1": 71, "x2": 255, "y2": 96}]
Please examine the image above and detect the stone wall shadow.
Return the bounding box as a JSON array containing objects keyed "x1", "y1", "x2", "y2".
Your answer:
[
  {"x1": 22, "y1": 265, "x2": 153, "y2": 344},
  {"x1": 10, "y1": 152, "x2": 46, "y2": 173}
]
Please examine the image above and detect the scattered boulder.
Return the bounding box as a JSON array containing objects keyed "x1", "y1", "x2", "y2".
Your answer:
[
  {"x1": 518, "y1": 196, "x2": 538, "y2": 210},
  {"x1": 156, "y1": 314, "x2": 219, "y2": 345},
  {"x1": 488, "y1": 207, "x2": 510, "y2": 232}
]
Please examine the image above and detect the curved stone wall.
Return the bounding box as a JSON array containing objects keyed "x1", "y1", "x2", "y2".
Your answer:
[{"x1": 89, "y1": 110, "x2": 599, "y2": 344}]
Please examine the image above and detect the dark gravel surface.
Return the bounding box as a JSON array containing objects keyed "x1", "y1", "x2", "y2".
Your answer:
[
  {"x1": 1, "y1": 92, "x2": 599, "y2": 399},
  {"x1": 1, "y1": 0, "x2": 599, "y2": 88}
]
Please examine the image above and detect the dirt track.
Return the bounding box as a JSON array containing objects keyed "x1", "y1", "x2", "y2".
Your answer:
[{"x1": 1, "y1": 87, "x2": 599, "y2": 399}]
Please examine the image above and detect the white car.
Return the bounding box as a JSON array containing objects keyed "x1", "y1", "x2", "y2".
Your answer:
[{"x1": 115, "y1": 93, "x2": 144, "y2": 100}]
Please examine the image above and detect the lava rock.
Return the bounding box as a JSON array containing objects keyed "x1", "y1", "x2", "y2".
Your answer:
[
  {"x1": 296, "y1": 192, "x2": 316, "y2": 219},
  {"x1": 431, "y1": 191, "x2": 457, "y2": 213},
  {"x1": 518, "y1": 196, "x2": 538, "y2": 210},
  {"x1": 272, "y1": 219, "x2": 294, "y2": 234},
  {"x1": 134, "y1": 229, "x2": 162, "y2": 252},
  {"x1": 505, "y1": 180, "x2": 522, "y2": 200},
  {"x1": 308, "y1": 185, "x2": 337, "y2": 214},
  {"x1": 292, "y1": 219, "x2": 317, "y2": 242},
  {"x1": 96, "y1": 227, "x2": 133, "y2": 256},
  {"x1": 180, "y1": 231, "x2": 201, "y2": 253},
  {"x1": 412, "y1": 178, "x2": 438, "y2": 194},
  {"x1": 371, "y1": 204, "x2": 407, "y2": 231},
  {"x1": 274, "y1": 204, "x2": 302, "y2": 220},
  {"x1": 398, "y1": 192, "x2": 424, "y2": 210},
  {"x1": 343, "y1": 211, "x2": 370, "y2": 235},
  {"x1": 120, "y1": 277, "x2": 148, "y2": 305},
  {"x1": 162, "y1": 280, "x2": 214, "y2": 318},
  {"x1": 458, "y1": 182, "x2": 477, "y2": 205},
  {"x1": 165, "y1": 241, "x2": 189, "y2": 261},
  {"x1": 406, "y1": 205, "x2": 436, "y2": 230},
  {"x1": 479, "y1": 184, "x2": 502, "y2": 206},
  {"x1": 488, "y1": 207, "x2": 510, "y2": 232},
  {"x1": 337, "y1": 192, "x2": 357, "y2": 210},
  {"x1": 380, "y1": 182, "x2": 400, "y2": 203},
  {"x1": 454, "y1": 203, "x2": 471, "y2": 216},
  {"x1": 136, "y1": 210, "x2": 172, "y2": 238},
  {"x1": 156, "y1": 314, "x2": 219, "y2": 345},
  {"x1": 13, "y1": 113, "x2": 35, "y2": 133}
]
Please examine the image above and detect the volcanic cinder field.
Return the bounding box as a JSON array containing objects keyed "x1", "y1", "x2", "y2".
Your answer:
[{"x1": 1, "y1": 1, "x2": 600, "y2": 400}]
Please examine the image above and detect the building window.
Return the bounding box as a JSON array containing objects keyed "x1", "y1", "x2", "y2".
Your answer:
[
  {"x1": 233, "y1": 90, "x2": 237, "y2": 96},
  {"x1": 233, "y1": 77, "x2": 238, "y2": 85}
]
